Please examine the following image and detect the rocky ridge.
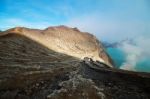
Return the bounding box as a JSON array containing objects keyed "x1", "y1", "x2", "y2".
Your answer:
[{"x1": 3, "y1": 26, "x2": 113, "y2": 67}]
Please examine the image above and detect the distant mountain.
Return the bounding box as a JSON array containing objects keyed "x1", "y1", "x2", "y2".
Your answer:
[
  {"x1": 102, "y1": 41, "x2": 119, "y2": 48},
  {"x1": 102, "y1": 39, "x2": 135, "y2": 48}
]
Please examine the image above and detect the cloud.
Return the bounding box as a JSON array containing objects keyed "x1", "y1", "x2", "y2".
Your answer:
[
  {"x1": 119, "y1": 42, "x2": 142, "y2": 71},
  {"x1": 119, "y1": 37, "x2": 150, "y2": 71},
  {"x1": 65, "y1": 14, "x2": 150, "y2": 41}
]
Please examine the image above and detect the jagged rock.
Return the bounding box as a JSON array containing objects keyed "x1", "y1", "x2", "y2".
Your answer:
[{"x1": 0, "y1": 26, "x2": 150, "y2": 99}]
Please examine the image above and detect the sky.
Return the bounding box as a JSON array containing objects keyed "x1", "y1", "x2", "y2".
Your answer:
[{"x1": 0, "y1": 0, "x2": 150, "y2": 41}]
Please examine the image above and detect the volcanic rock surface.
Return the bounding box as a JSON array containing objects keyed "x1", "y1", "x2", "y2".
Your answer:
[{"x1": 0, "y1": 26, "x2": 150, "y2": 99}]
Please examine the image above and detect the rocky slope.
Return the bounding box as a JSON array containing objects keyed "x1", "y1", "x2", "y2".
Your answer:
[
  {"x1": 3, "y1": 26, "x2": 113, "y2": 67},
  {"x1": 0, "y1": 26, "x2": 150, "y2": 99}
]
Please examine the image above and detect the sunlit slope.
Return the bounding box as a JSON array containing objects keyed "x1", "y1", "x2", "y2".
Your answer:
[{"x1": 3, "y1": 25, "x2": 114, "y2": 67}]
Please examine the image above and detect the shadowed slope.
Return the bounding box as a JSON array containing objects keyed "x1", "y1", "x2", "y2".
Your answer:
[{"x1": 0, "y1": 33, "x2": 80, "y2": 89}]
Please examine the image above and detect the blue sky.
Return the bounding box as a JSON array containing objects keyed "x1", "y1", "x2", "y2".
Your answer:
[{"x1": 0, "y1": 0, "x2": 150, "y2": 41}]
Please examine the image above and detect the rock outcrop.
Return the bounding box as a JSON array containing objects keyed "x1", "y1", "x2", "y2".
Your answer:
[
  {"x1": 3, "y1": 26, "x2": 113, "y2": 67},
  {"x1": 0, "y1": 26, "x2": 150, "y2": 99}
]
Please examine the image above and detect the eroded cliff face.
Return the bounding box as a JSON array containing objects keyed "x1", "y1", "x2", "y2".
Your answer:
[
  {"x1": 0, "y1": 26, "x2": 150, "y2": 99},
  {"x1": 3, "y1": 26, "x2": 113, "y2": 67}
]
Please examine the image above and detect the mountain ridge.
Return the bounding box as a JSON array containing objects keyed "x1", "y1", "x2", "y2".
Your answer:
[{"x1": 2, "y1": 25, "x2": 114, "y2": 67}]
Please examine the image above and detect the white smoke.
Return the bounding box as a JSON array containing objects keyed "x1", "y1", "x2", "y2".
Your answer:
[{"x1": 119, "y1": 37, "x2": 150, "y2": 71}]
